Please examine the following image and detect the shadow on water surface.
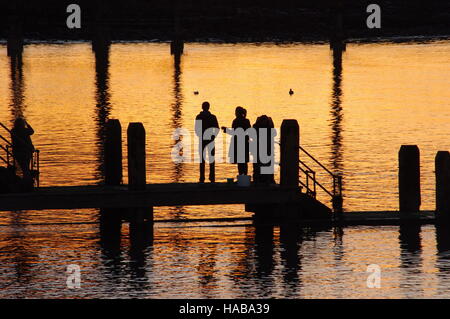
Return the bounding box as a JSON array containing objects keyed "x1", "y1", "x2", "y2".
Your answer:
[
  {"x1": 435, "y1": 221, "x2": 450, "y2": 295},
  {"x1": 398, "y1": 224, "x2": 423, "y2": 294},
  {"x1": 9, "y1": 55, "x2": 25, "y2": 122},
  {"x1": 226, "y1": 223, "x2": 330, "y2": 298},
  {"x1": 169, "y1": 52, "x2": 186, "y2": 218},
  {"x1": 329, "y1": 46, "x2": 344, "y2": 177},
  {"x1": 93, "y1": 43, "x2": 112, "y2": 183},
  {"x1": 98, "y1": 208, "x2": 154, "y2": 295}
]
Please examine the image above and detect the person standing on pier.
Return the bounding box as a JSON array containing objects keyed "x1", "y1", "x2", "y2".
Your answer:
[
  {"x1": 222, "y1": 106, "x2": 251, "y2": 175},
  {"x1": 195, "y1": 102, "x2": 219, "y2": 183},
  {"x1": 252, "y1": 115, "x2": 276, "y2": 184},
  {"x1": 11, "y1": 118, "x2": 35, "y2": 180}
]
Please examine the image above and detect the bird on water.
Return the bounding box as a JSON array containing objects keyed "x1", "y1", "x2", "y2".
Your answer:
[{"x1": 289, "y1": 88, "x2": 294, "y2": 95}]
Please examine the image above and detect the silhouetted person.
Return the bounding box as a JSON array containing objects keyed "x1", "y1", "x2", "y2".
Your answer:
[
  {"x1": 252, "y1": 115, "x2": 276, "y2": 184},
  {"x1": 195, "y1": 102, "x2": 219, "y2": 183},
  {"x1": 222, "y1": 106, "x2": 251, "y2": 175},
  {"x1": 11, "y1": 118, "x2": 34, "y2": 180}
]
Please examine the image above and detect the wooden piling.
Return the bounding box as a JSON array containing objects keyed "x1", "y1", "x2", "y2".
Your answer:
[
  {"x1": 104, "y1": 119, "x2": 122, "y2": 186},
  {"x1": 101, "y1": 119, "x2": 123, "y2": 242},
  {"x1": 127, "y1": 122, "x2": 153, "y2": 224},
  {"x1": 280, "y1": 120, "x2": 299, "y2": 187},
  {"x1": 127, "y1": 123, "x2": 146, "y2": 190},
  {"x1": 435, "y1": 151, "x2": 450, "y2": 218},
  {"x1": 399, "y1": 145, "x2": 421, "y2": 213}
]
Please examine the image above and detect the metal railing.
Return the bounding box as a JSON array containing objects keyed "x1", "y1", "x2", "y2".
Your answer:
[
  {"x1": 0, "y1": 122, "x2": 40, "y2": 187},
  {"x1": 299, "y1": 146, "x2": 343, "y2": 213}
]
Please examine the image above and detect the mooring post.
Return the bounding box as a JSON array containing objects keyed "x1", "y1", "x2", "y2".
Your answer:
[
  {"x1": 268, "y1": 119, "x2": 300, "y2": 220},
  {"x1": 280, "y1": 120, "x2": 299, "y2": 187},
  {"x1": 127, "y1": 123, "x2": 153, "y2": 225},
  {"x1": 435, "y1": 151, "x2": 450, "y2": 219},
  {"x1": 128, "y1": 123, "x2": 146, "y2": 190},
  {"x1": 100, "y1": 119, "x2": 123, "y2": 243},
  {"x1": 399, "y1": 145, "x2": 421, "y2": 214},
  {"x1": 104, "y1": 119, "x2": 122, "y2": 186}
]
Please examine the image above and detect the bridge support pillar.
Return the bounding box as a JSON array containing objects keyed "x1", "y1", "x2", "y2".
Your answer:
[
  {"x1": 7, "y1": 15, "x2": 24, "y2": 58},
  {"x1": 399, "y1": 145, "x2": 421, "y2": 215}
]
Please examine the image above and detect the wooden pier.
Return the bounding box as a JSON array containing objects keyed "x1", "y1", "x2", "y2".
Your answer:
[
  {"x1": 0, "y1": 183, "x2": 301, "y2": 211},
  {"x1": 1, "y1": 118, "x2": 450, "y2": 228}
]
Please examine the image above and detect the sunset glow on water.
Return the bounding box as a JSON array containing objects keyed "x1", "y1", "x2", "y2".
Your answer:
[{"x1": 0, "y1": 41, "x2": 449, "y2": 298}]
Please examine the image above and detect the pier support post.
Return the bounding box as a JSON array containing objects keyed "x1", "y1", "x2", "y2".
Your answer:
[
  {"x1": 127, "y1": 123, "x2": 153, "y2": 224},
  {"x1": 399, "y1": 145, "x2": 421, "y2": 214},
  {"x1": 128, "y1": 123, "x2": 146, "y2": 191},
  {"x1": 104, "y1": 119, "x2": 122, "y2": 186},
  {"x1": 435, "y1": 151, "x2": 450, "y2": 219},
  {"x1": 262, "y1": 119, "x2": 299, "y2": 221},
  {"x1": 280, "y1": 120, "x2": 299, "y2": 187},
  {"x1": 100, "y1": 119, "x2": 123, "y2": 245}
]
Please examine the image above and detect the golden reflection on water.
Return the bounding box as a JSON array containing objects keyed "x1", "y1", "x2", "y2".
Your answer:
[
  {"x1": 1, "y1": 222, "x2": 450, "y2": 298},
  {"x1": 1, "y1": 41, "x2": 450, "y2": 215},
  {"x1": 2, "y1": 41, "x2": 450, "y2": 298}
]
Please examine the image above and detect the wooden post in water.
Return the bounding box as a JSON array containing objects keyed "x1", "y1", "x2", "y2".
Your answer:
[
  {"x1": 399, "y1": 145, "x2": 421, "y2": 213},
  {"x1": 128, "y1": 123, "x2": 146, "y2": 191},
  {"x1": 435, "y1": 151, "x2": 450, "y2": 219},
  {"x1": 127, "y1": 123, "x2": 153, "y2": 225},
  {"x1": 100, "y1": 119, "x2": 123, "y2": 245},
  {"x1": 104, "y1": 119, "x2": 122, "y2": 186},
  {"x1": 280, "y1": 119, "x2": 299, "y2": 187},
  {"x1": 268, "y1": 119, "x2": 300, "y2": 221}
]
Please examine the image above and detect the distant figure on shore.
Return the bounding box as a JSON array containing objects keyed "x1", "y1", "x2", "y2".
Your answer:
[
  {"x1": 195, "y1": 102, "x2": 219, "y2": 183},
  {"x1": 222, "y1": 106, "x2": 251, "y2": 175},
  {"x1": 252, "y1": 115, "x2": 276, "y2": 184},
  {"x1": 11, "y1": 118, "x2": 35, "y2": 180}
]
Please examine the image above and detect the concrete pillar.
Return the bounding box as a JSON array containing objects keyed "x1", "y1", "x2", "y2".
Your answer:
[
  {"x1": 435, "y1": 151, "x2": 450, "y2": 217},
  {"x1": 399, "y1": 145, "x2": 421, "y2": 213},
  {"x1": 104, "y1": 119, "x2": 122, "y2": 186},
  {"x1": 280, "y1": 119, "x2": 299, "y2": 187}
]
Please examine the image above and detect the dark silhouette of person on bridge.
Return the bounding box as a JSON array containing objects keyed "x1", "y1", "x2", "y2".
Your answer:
[
  {"x1": 195, "y1": 102, "x2": 219, "y2": 183},
  {"x1": 11, "y1": 118, "x2": 35, "y2": 180},
  {"x1": 222, "y1": 106, "x2": 251, "y2": 176},
  {"x1": 252, "y1": 115, "x2": 276, "y2": 184}
]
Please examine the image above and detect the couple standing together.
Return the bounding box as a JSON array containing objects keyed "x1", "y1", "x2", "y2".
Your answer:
[{"x1": 195, "y1": 101, "x2": 275, "y2": 184}]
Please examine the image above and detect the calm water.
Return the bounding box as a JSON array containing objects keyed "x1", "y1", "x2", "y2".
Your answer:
[{"x1": 0, "y1": 41, "x2": 450, "y2": 298}]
